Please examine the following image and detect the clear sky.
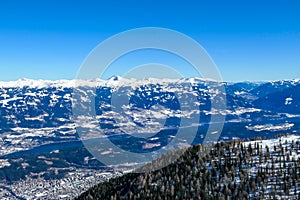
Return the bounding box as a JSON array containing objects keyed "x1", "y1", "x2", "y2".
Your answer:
[{"x1": 0, "y1": 0, "x2": 299, "y2": 82}]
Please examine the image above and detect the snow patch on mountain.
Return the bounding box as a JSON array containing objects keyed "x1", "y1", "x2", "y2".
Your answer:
[
  {"x1": 285, "y1": 97, "x2": 293, "y2": 105},
  {"x1": 246, "y1": 123, "x2": 294, "y2": 132}
]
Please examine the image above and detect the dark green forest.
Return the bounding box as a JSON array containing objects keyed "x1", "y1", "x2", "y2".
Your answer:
[{"x1": 76, "y1": 134, "x2": 300, "y2": 199}]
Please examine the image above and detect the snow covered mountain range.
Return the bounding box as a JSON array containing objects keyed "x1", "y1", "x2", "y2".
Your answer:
[{"x1": 0, "y1": 77, "x2": 299, "y2": 156}]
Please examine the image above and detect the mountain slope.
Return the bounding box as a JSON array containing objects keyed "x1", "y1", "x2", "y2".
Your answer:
[
  {"x1": 76, "y1": 135, "x2": 300, "y2": 199},
  {"x1": 250, "y1": 79, "x2": 300, "y2": 98},
  {"x1": 253, "y1": 84, "x2": 300, "y2": 114}
]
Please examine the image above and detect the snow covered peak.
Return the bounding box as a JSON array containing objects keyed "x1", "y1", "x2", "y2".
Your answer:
[
  {"x1": 0, "y1": 78, "x2": 74, "y2": 89},
  {"x1": 0, "y1": 77, "x2": 299, "y2": 89},
  {"x1": 108, "y1": 75, "x2": 123, "y2": 81}
]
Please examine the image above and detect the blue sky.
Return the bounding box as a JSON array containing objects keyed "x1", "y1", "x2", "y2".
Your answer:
[{"x1": 0, "y1": 0, "x2": 299, "y2": 82}]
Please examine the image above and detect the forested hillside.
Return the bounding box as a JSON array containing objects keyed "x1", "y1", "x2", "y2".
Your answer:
[{"x1": 76, "y1": 134, "x2": 300, "y2": 199}]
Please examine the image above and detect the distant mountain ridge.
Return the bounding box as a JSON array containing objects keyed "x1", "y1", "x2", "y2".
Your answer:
[{"x1": 0, "y1": 77, "x2": 299, "y2": 157}]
